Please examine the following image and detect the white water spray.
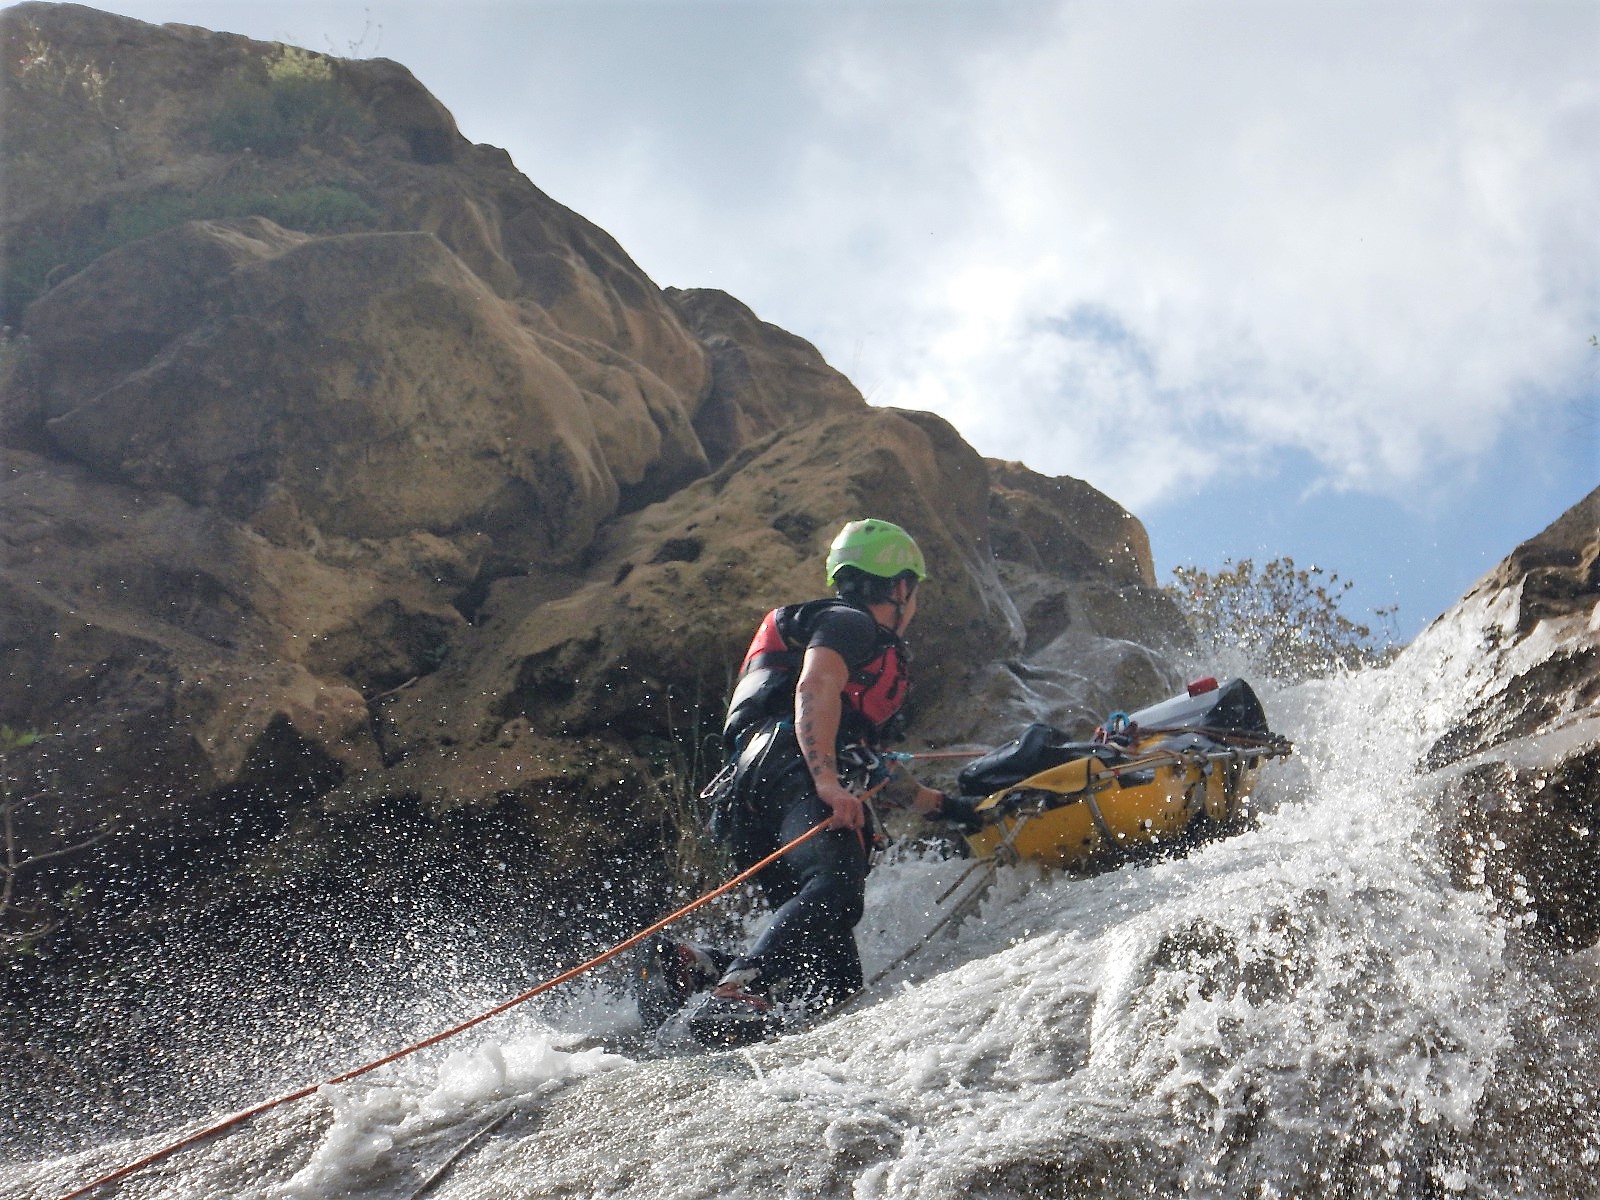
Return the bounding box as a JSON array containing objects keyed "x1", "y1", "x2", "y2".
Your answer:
[{"x1": 8, "y1": 631, "x2": 1597, "y2": 1199}]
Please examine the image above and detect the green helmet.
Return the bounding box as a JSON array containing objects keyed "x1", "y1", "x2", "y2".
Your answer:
[{"x1": 825, "y1": 519, "x2": 928, "y2": 586}]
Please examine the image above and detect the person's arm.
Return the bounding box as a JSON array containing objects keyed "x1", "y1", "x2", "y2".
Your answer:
[
  {"x1": 878, "y1": 759, "x2": 946, "y2": 815},
  {"x1": 794, "y1": 645, "x2": 864, "y2": 832},
  {"x1": 908, "y1": 779, "x2": 946, "y2": 815}
]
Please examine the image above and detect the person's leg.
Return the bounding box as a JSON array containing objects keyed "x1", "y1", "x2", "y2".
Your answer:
[
  {"x1": 728, "y1": 802, "x2": 797, "y2": 906},
  {"x1": 649, "y1": 730, "x2": 792, "y2": 1029},
  {"x1": 727, "y1": 788, "x2": 869, "y2": 1005},
  {"x1": 728, "y1": 745, "x2": 803, "y2": 910},
  {"x1": 810, "y1": 909, "x2": 864, "y2": 1004},
  {"x1": 687, "y1": 742, "x2": 868, "y2": 1043}
]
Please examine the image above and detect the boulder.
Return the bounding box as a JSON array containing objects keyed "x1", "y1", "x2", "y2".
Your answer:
[
  {"x1": 0, "y1": 448, "x2": 449, "y2": 834},
  {"x1": 927, "y1": 460, "x2": 1189, "y2": 746},
  {"x1": 1410, "y1": 486, "x2": 1600, "y2": 947},
  {"x1": 987, "y1": 459, "x2": 1155, "y2": 587}
]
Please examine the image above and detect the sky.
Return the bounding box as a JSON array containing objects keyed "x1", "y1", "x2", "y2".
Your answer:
[{"x1": 69, "y1": 1, "x2": 1600, "y2": 638}]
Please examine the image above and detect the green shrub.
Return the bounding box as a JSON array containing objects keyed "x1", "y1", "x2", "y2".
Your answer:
[
  {"x1": 0, "y1": 727, "x2": 39, "y2": 755},
  {"x1": 244, "y1": 185, "x2": 380, "y2": 231},
  {"x1": 1166, "y1": 556, "x2": 1399, "y2": 683},
  {"x1": 208, "y1": 47, "x2": 368, "y2": 156},
  {"x1": 101, "y1": 192, "x2": 200, "y2": 246}
]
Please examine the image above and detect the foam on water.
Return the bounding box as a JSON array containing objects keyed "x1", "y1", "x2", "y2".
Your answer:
[
  {"x1": 376, "y1": 661, "x2": 1525, "y2": 1199},
  {"x1": 692, "y1": 666, "x2": 1518, "y2": 1198},
  {"x1": 278, "y1": 1029, "x2": 628, "y2": 1198}
]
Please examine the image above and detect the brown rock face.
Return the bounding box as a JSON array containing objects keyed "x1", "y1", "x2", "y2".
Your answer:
[
  {"x1": 1469, "y1": 484, "x2": 1600, "y2": 641},
  {"x1": 372, "y1": 406, "x2": 1014, "y2": 766},
  {"x1": 1, "y1": 447, "x2": 450, "y2": 836},
  {"x1": 666, "y1": 287, "x2": 868, "y2": 466},
  {"x1": 33, "y1": 219, "x2": 708, "y2": 553},
  {"x1": 988, "y1": 460, "x2": 1155, "y2": 587},
  {"x1": 0, "y1": 4, "x2": 1178, "y2": 958}
]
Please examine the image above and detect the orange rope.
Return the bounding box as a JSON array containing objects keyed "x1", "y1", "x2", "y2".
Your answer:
[{"x1": 56, "y1": 820, "x2": 830, "y2": 1200}]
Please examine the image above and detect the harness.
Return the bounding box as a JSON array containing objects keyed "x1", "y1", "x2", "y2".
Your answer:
[{"x1": 703, "y1": 719, "x2": 895, "y2": 853}]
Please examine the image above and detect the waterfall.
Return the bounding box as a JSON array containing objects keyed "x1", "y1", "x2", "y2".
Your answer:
[{"x1": 9, "y1": 635, "x2": 1598, "y2": 1200}]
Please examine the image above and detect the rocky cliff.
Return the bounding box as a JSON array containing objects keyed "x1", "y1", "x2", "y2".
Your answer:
[
  {"x1": 0, "y1": 3, "x2": 1184, "y2": 965},
  {"x1": 4, "y1": 8, "x2": 1599, "y2": 1180},
  {"x1": 1405, "y1": 486, "x2": 1600, "y2": 948}
]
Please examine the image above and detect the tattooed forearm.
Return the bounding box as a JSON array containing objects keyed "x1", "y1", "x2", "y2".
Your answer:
[
  {"x1": 795, "y1": 646, "x2": 848, "y2": 786},
  {"x1": 796, "y1": 694, "x2": 839, "y2": 783}
]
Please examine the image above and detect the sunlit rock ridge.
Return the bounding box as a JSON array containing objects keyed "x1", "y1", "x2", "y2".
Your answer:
[{"x1": 0, "y1": 4, "x2": 1178, "y2": 955}]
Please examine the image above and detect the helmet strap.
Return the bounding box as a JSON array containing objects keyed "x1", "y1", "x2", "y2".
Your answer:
[{"x1": 887, "y1": 577, "x2": 915, "y2": 635}]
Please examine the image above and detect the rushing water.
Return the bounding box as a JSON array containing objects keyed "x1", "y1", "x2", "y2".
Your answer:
[{"x1": 8, "y1": 630, "x2": 1600, "y2": 1199}]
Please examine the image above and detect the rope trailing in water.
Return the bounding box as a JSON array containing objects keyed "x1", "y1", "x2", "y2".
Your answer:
[
  {"x1": 817, "y1": 807, "x2": 1039, "y2": 1030},
  {"x1": 405, "y1": 1107, "x2": 515, "y2": 1200},
  {"x1": 861, "y1": 859, "x2": 999, "y2": 992},
  {"x1": 56, "y1": 820, "x2": 831, "y2": 1200}
]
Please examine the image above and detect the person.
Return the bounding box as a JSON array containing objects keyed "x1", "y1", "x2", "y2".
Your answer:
[{"x1": 668, "y1": 518, "x2": 982, "y2": 1047}]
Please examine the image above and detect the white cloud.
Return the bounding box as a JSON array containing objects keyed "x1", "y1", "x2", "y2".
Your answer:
[
  {"x1": 759, "y1": 2, "x2": 1600, "y2": 511},
  {"x1": 96, "y1": 0, "x2": 1598, "y2": 521}
]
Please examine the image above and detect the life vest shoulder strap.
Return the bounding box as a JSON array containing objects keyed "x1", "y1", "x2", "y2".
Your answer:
[{"x1": 725, "y1": 597, "x2": 908, "y2": 747}]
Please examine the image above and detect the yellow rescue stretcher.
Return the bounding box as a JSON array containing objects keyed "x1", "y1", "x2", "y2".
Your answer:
[{"x1": 960, "y1": 678, "x2": 1292, "y2": 870}]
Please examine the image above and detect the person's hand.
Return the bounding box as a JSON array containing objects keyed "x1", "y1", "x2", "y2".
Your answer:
[
  {"x1": 816, "y1": 778, "x2": 864, "y2": 832},
  {"x1": 927, "y1": 792, "x2": 988, "y2": 833}
]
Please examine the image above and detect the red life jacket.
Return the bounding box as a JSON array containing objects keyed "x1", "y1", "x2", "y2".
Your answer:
[{"x1": 723, "y1": 598, "x2": 909, "y2": 747}]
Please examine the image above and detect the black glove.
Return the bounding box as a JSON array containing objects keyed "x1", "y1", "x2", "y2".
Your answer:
[{"x1": 928, "y1": 792, "x2": 987, "y2": 833}]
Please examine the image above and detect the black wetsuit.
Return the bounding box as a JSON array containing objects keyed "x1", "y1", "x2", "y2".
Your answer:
[{"x1": 717, "y1": 599, "x2": 909, "y2": 1007}]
